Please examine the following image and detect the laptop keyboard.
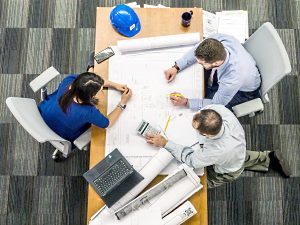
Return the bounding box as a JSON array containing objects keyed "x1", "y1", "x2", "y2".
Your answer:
[{"x1": 94, "y1": 159, "x2": 133, "y2": 196}]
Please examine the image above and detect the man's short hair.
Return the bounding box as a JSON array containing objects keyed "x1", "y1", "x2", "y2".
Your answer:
[
  {"x1": 193, "y1": 109, "x2": 222, "y2": 135},
  {"x1": 194, "y1": 38, "x2": 226, "y2": 64}
]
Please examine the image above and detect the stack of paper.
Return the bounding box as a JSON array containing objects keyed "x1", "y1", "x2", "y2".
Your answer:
[
  {"x1": 125, "y1": 2, "x2": 140, "y2": 8},
  {"x1": 125, "y1": 2, "x2": 169, "y2": 8},
  {"x1": 144, "y1": 4, "x2": 169, "y2": 8},
  {"x1": 203, "y1": 10, "x2": 249, "y2": 43}
]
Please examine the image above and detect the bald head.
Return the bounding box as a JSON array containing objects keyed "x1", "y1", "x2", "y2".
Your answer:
[{"x1": 193, "y1": 109, "x2": 222, "y2": 136}]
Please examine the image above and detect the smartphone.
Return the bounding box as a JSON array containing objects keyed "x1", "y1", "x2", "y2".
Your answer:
[{"x1": 94, "y1": 47, "x2": 115, "y2": 64}]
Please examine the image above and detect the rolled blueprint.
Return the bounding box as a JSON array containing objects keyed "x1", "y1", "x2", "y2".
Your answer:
[
  {"x1": 110, "y1": 147, "x2": 174, "y2": 211},
  {"x1": 162, "y1": 201, "x2": 197, "y2": 225},
  {"x1": 117, "y1": 33, "x2": 200, "y2": 53},
  {"x1": 89, "y1": 164, "x2": 202, "y2": 225},
  {"x1": 146, "y1": 164, "x2": 201, "y2": 217},
  {"x1": 115, "y1": 169, "x2": 187, "y2": 220},
  {"x1": 90, "y1": 148, "x2": 174, "y2": 222}
]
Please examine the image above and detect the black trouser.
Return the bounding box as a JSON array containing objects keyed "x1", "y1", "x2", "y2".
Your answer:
[{"x1": 204, "y1": 69, "x2": 261, "y2": 110}]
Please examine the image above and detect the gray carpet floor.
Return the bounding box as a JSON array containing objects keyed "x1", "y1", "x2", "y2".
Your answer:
[{"x1": 0, "y1": 0, "x2": 299, "y2": 225}]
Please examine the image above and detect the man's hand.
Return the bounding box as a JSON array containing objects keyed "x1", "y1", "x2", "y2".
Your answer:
[
  {"x1": 164, "y1": 67, "x2": 178, "y2": 83},
  {"x1": 145, "y1": 134, "x2": 168, "y2": 147},
  {"x1": 169, "y1": 92, "x2": 189, "y2": 107}
]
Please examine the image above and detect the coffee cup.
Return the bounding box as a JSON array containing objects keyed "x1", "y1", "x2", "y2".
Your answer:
[{"x1": 181, "y1": 10, "x2": 193, "y2": 27}]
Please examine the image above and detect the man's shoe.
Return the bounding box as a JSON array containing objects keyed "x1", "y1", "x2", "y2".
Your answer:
[{"x1": 269, "y1": 151, "x2": 292, "y2": 178}]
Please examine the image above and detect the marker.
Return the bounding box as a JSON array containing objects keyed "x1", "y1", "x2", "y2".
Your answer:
[{"x1": 167, "y1": 93, "x2": 183, "y2": 97}]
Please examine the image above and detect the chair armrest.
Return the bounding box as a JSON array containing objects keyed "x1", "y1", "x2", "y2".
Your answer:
[
  {"x1": 50, "y1": 140, "x2": 72, "y2": 157},
  {"x1": 29, "y1": 66, "x2": 60, "y2": 93},
  {"x1": 232, "y1": 98, "x2": 264, "y2": 118},
  {"x1": 74, "y1": 128, "x2": 91, "y2": 150}
]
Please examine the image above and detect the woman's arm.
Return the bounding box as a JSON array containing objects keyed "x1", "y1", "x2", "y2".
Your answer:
[
  {"x1": 106, "y1": 105, "x2": 124, "y2": 128},
  {"x1": 88, "y1": 67, "x2": 127, "y2": 92},
  {"x1": 103, "y1": 79, "x2": 127, "y2": 92},
  {"x1": 107, "y1": 88, "x2": 132, "y2": 127}
]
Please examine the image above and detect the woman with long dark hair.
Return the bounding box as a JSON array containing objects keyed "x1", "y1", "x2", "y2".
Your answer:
[{"x1": 38, "y1": 71, "x2": 132, "y2": 144}]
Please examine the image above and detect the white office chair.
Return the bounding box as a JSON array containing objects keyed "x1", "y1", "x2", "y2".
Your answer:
[
  {"x1": 232, "y1": 22, "x2": 291, "y2": 117},
  {"x1": 6, "y1": 66, "x2": 91, "y2": 160}
]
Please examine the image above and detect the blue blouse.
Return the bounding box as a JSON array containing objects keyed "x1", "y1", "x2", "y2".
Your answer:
[{"x1": 38, "y1": 74, "x2": 109, "y2": 141}]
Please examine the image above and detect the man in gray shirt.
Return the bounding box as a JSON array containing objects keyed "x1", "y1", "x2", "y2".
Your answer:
[
  {"x1": 146, "y1": 104, "x2": 292, "y2": 188},
  {"x1": 164, "y1": 34, "x2": 261, "y2": 110}
]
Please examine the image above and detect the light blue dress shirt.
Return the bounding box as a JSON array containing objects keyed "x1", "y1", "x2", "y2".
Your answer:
[
  {"x1": 176, "y1": 33, "x2": 261, "y2": 110},
  {"x1": 164, "y1": 104, "x2": 246, "y2": 174}
]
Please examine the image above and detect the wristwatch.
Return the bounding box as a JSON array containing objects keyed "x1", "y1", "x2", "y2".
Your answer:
[
  {"x1": 117, "y1": 102, "x2": 126, "y2": 110},
  {"x1": 172, "y1": 63, "x2": 180, "y2": 72}
]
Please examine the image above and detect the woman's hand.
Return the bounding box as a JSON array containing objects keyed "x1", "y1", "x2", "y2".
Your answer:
[
  {"x1": 114, "y1": 83, "x2": 127, "y2": 92},
  {"x1": 121, "y1": 88, "x2": 132, "y2": 104},
  {"x1": 103, "y1": 79, "x2": 127, "y2": 91}
]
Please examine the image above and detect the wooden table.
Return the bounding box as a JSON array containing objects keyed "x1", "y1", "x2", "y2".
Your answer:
[{"x1": 87, "y1": 7, "x2": 207, "y2": 225}]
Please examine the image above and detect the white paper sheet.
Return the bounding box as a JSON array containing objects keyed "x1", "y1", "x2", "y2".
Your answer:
[
  {"x1": 106, "y1": 34, "x2": 203, "y2": 174},
  {"x1": 203, "y1": 10, "x2": 249, "y2": 43},
  {"x1": 132, "y1": 208, "x2": 163, "y2": 225},
  {"x1": 203, "y1": 10, "x2": 217, "y2": 38},
  {"x1": 125, "y1": 2, "x2": 140, "y2": 8},
  {"x1": 217, "y1": 10, "x2": 248, "y2": 43},
  {"x1": 144, "y1": 4, "x2": 169, "y2": 8}
]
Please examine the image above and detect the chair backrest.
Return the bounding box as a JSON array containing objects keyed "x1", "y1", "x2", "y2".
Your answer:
[
  {"x1": 30, "y1": 66, "x2": 60, "y2": 93},
  {"x1": 244, "y1": 22, "x2": 291, "y2": 101},
  {"x1": 6, "y1": 97, "x2": 68, "y2": 144}
]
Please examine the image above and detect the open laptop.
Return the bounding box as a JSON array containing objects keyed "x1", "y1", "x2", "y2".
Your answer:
[{"x1": 83, "y1": 148, "x2": 144, "y2": 207}]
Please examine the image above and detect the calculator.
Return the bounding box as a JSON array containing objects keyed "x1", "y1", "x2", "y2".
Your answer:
[{"x1": 136, "y1": 120, "x2": 161, "y2": 136}]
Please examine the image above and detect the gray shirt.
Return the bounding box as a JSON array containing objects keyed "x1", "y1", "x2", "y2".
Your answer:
[
  {"x1": 176, "y1": 33, "x2": 261, "y2": 110},
  {"x1": 164, "y1": 104, "x2": 246, "y2": 174}
]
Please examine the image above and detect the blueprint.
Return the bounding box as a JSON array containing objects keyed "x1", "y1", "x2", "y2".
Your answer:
[{"x1": 106, "y1": 34, "x2": 203, "y2": 174}]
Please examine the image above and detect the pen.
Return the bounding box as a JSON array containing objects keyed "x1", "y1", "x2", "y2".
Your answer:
[
  {"x1": 164, "y1": 115, "x2": 171, "y2": 132},
  {"x1": 190, "y1": 141, "x2": 200, "y2": 148},
  {"x1": 159, "y1": 125, "x2": 168, "y2": 139},
  {"x1": 167, "y1": 93, "x2": 183, "y2": 97}
]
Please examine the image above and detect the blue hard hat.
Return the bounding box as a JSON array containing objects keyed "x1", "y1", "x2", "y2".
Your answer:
[{"x1": 110, "y1": 5, "x2": 141, "y2": 37}]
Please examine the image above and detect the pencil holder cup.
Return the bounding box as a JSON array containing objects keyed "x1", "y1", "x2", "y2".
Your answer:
[{"x1": 181, "y1": 10, "x2": 193, "y2": 27}]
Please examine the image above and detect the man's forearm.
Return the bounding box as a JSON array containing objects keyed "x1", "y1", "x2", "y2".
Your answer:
[
  {"x1": 175, "y1": 43, "x2": 200, "y2": 71},
  {"x1": 187, "y1": 98, "x2": 213, "y2": 111},
  {"x1": 164, "y1": 140, "x2": 196, "y2": 168}
]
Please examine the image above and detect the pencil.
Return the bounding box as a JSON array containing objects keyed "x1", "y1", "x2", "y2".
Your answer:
[
  {"x1": 164, "y1": 115, "x2": 171, "y2": 132},
  {"x1": 167, "y1": 93, "x2": 183, "y2": 97}
]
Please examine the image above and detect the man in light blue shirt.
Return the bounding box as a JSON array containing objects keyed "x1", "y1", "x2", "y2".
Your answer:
[
  {"x1": 146, "y1": 105, "x2": 292, "y2": 188},
  {"x1": 164, "y1": 34, "x2": 261, "y2": 110}
]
